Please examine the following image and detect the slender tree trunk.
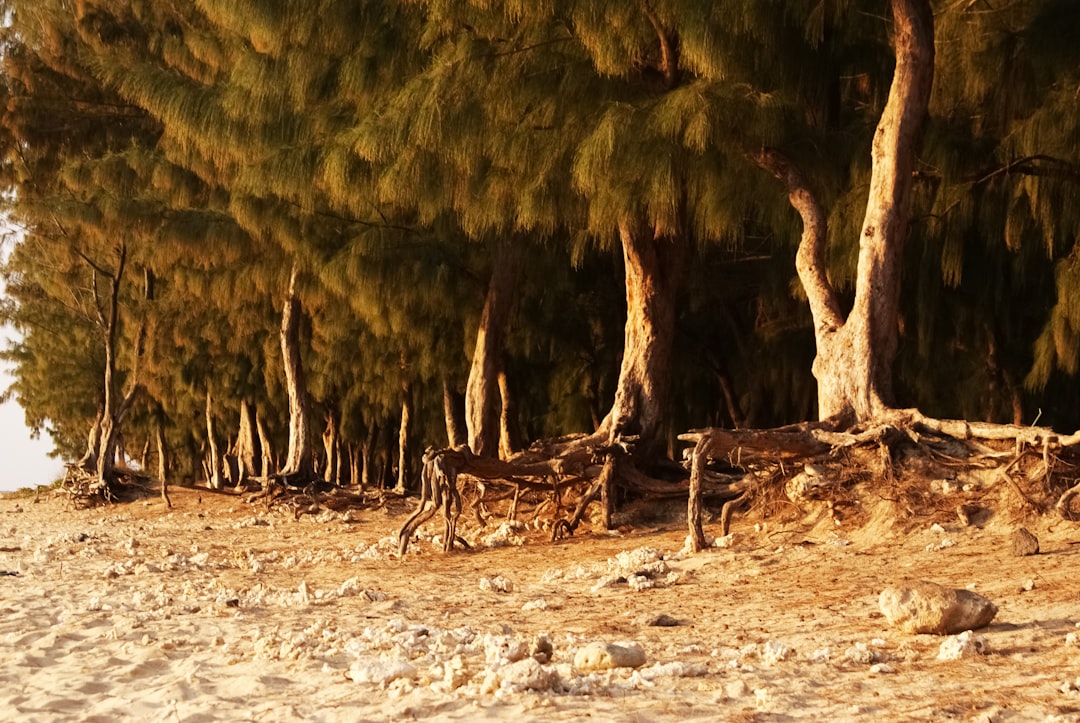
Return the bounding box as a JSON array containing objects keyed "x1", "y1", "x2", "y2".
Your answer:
[
  {"x1": 754, "y1": 0, "x2": 934, "y2": 422},
  {"x1": 323, "y1": 404, "x2": 341, "y2": 485},
  {"x1": 205, "y1": 388, "x2": 223, "y2": 490},
  {"x1": 443, "y1": 376, "x2": 467, "y2": 448},
  {"x1": 594, "y1": 221, "x2": 686, "y2": 453},
  {"x1": 498, "y1": 370, "x2": 522, "y2": 459},
  {"x1": 256, "y1": 410, "x2": 274, "y2": 478},
  {"x1": 348, "y1": 443, "x2": 360, "y2": 488},
  {"x1": 395, "y1": 372, "x2": 413, "y2": 494},
  {"x1": 279, "y1": 265, "x2": 314, "y2": 479},
  {"x1": 156, "y1": 406, "x2": 170, "y2": 508},
  {"x1": 361, "y1": 421, "x2": 378, "y2": 490},
  {"x1": 466, "y1": 246, "x2": 521, "y2": 457}
]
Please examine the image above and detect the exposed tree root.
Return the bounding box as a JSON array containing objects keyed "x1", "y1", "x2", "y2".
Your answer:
[{"x1": 399, "y1": 408, "x2": 1080, "y2": 556}]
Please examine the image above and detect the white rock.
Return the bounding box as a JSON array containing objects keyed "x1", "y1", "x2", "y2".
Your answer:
[
  {"x1": 725, "y1": 679, "x2": 748, "y2": 699},
  {"x1": 348, "y1": 657, "x2": 417, "y2": 685},
  {"x1": 492, "y1": 657, "x2": 560, "y2": 692},
  {"x1": 573, "y1": 642, "x2": 647, "y2": 671},
  {"x1": 869, "y1": 663, "x2": 896, "y2": 674},
  {"x1": 761, "y1": 640, "x2": 792, "y2": 665},
  {"x1": 479, "y1": 575, "x2": 514, "y2": 593},
  {"x1": 522, "y1": 598, "x2": 548, "y2": 611},
  {"x1": 937, "y1": 630, "x2": 988, "y2": 661},
  {"x1": 845, "y1": 642, "x2": 878, "y2": 665}
]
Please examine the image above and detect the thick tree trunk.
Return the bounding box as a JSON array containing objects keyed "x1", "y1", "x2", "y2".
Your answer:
[
  {"x1": 466, "y1": 246, "x2": 521, "y2": 457},
  {"x1": 595, "y1": 220, "x2": 685, "y2": 453},
  {"x1": 279, "y1": 266, "x2": 314, "y2": 479},
  {"x1": 234, "y1": 400, "x2": 261, "y2": 480},
  {"x1": 205, "y1": 388, "x2": 223, "y2": 490},
  {"x1": 498, "y1": 370, "x2": 522, "y2": 459},
  {"x1": 755, "y1": 0, "x2": 934, "y2": 422},
  {"x1": 443, "y1": 377, "x2": 467, "y2": 448}
]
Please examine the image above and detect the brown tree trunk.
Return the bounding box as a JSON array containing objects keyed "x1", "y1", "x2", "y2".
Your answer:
[
  {"x1": 466, "y1": 246, "x2": 521, "y2": 457},
  {"x1": 279, "y1": 265, "x2": 314, "y2": 479},
  {"x1": 498, "y1": 370, "x2": 522, "y2": 459},
  {"x1": 443, "y1": 377, "x2": 467, "y2": 448},
  {"x1": 594, "y1": 220, "x2": 686, "y2": 453},
  {"x1": 754, "y1": 0, "x2": 934, "y2": 422},
  {"x1": 205, "y1": 388, "x2": 223, "y2": 490}
]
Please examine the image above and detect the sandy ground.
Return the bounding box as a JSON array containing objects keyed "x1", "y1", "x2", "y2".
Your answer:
[{"x1": 1, "y1": 483, "x2": 1079, "y2": 722}]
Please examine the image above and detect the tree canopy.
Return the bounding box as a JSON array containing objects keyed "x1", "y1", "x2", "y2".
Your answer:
[{"x1": 2, "y1": 0, "x2": 1080, "y2": 495}]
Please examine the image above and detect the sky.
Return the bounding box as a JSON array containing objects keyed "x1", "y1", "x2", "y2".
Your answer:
[{"x1": 0, "y1": 356, "x2": 63, "y2": 493}]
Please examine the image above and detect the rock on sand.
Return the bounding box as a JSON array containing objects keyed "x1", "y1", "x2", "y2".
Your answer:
[{"x1": 878, "y1": 581, "x2": 997, "y2": 635}]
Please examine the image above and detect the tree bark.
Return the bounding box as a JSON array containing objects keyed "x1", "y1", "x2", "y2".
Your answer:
[
  {"x1": 442, "y1": 376, "x2": 467, "y2": 448},
  {"x1": 595, "y1": 220, "x2": 686, "y2": 453},
  {"x1": 361, "y1": 421, "x2": 378, "y2": 491},
  {"x1": 754, "y1": 0, "x2": 934, "y2": 422},
  {"x1": 465, "y1": 246, "x2": 521, "y2": 457},
  {"x1": 279, "y1": 265, "x2": 314, "y2": 479}
]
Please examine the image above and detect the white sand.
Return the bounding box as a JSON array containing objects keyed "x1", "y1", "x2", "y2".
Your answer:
[{"x1": 1, "y1": 487, "x2": 1078, "y2": 721}]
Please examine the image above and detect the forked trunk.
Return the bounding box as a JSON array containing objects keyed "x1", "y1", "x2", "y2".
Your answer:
[
  {"x1": 155, "y1": 406, "x2": 170, "y2": 508},
  {"x1": 256, "y1": 411, "x2": 274, "y2": 477},
  {"x1": 234, "y1": 400, "x2": 261, "y2": 480},
  {"x1": 595, "y1": 220, "x2": 685, "y2": 453},
  {"x1": 465, "y1": 246, "x2": 521, "y2": 457},
  {"x1": 279, "y1": 266, "x2": 314, "y2": 479},
  {"x1": 755, "y1": 0, "x2": 934, "y2": 422}
]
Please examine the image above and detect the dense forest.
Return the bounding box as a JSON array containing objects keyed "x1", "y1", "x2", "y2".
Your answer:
[{"x1": 2, "y1": 1, "x2": 1080, "y2": 534}]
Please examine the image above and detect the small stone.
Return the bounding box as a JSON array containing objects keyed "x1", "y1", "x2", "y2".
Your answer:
[
  {"x1": 573, "y1": 642, "x2": 646, "y2": 671},
  {"x1": 1021, "y1": 579, "x2": 1035, "y2": 592},
  {"x1": 869, "y1": 663, "x2": 896, "y2": 674},
  {"x1": 725, "y1": 679, "x2": 748, "y2": 699},
  {"x1": 879, "y1": 581, "x2": 997, "y2": 635},
  {"x1": 937, "y1": 630, "x2": 988, "y2": 661},
  {"x1": 1010, "y1": 528, "x2": 1039, "y2": 557}
]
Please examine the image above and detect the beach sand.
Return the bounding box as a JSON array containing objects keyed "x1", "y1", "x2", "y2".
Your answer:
[{"x1": 0, "y1": 485, "x2": 1078, "y2": 721}]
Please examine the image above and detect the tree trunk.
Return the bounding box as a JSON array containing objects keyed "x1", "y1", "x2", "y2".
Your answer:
[
  {"x1": 498, "y1": 369, "x2": 522, "y2": 459},
  {"x1": 205, "y1": 388, "x2": 223, "y2": 490},
  {"x1": 395, "y1": 373, "x2": 413, "y2": 494},
  {"x1": 595, "y1": 220, "x2": 686, "y2": 454},
  {"x1": 279, "y1": 265, "x2": 314, "y2": 479},
  {"x1": 754, "y1": 0, "x2": 934, "y2": 422},
  {"x1": 465, "y1": 246, "x2": 521, "y2": 457},
  {"x1": 323, "y1": 404, "x2": 341, "y2": 485},
  {"x1": 256, "y1": 410, "x2": 275, "y2": 477},
  {"x1": 361, "y1": 421, "x2": 378, "y2": 491},
  {"x1": 443, "y1": 376, "x2": 467, "y2": 448},
  {"x1": 234, "y1": 400, "x2": 261, "y2": 480},
  {"x1": 156, "y1": 406, "x2": 170, "y2": 508}
]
